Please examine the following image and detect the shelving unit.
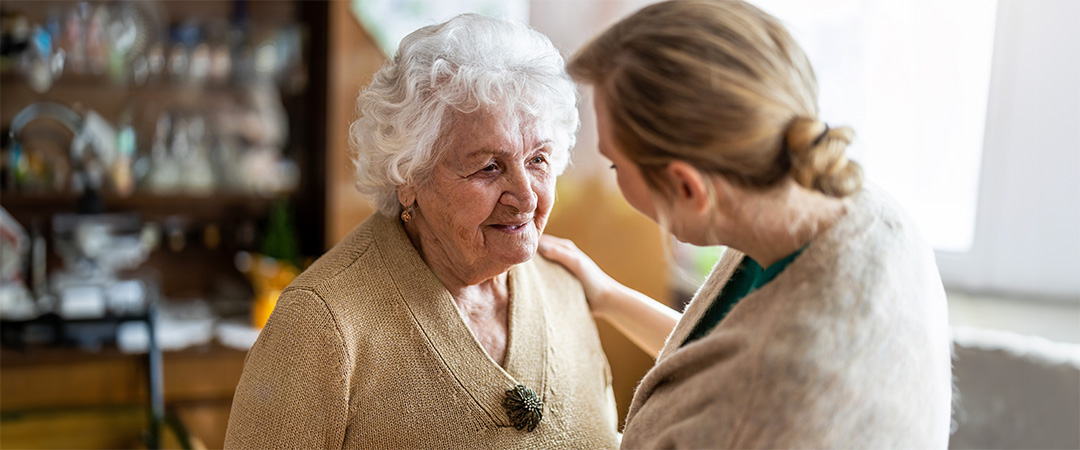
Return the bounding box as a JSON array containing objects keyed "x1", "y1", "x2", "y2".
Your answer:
[
  {"x1": 0, "y1": 1, "x2": 329, "y2": 448},
  {"x1": 0, "y1": 0, "x2": 328, "y2": 295}
]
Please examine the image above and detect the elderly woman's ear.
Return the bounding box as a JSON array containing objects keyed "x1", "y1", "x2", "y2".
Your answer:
[{"x1": 397, "y1": 184, "x2": 417, "y2": 211}]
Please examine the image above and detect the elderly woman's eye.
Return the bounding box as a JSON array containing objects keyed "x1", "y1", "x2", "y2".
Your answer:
[
  {"x1": 530, "y1": 156, "x2": 547, "y2": 165},
  {"x1": 480, "y1": 163, "x2": 498, "y2": 172}
]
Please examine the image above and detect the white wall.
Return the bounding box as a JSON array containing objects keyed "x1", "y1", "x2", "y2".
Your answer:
[{"x1": 936, "y1": 0, "x2": 1080, "y2": 300}]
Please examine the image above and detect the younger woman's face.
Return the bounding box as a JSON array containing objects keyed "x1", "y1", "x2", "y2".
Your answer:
[
  {"x1": 594, "y1": 92, "x2": 659, "y2": 222},
  {"x1": 594, "y1": 91, "x2": 730, "y2": 247}
]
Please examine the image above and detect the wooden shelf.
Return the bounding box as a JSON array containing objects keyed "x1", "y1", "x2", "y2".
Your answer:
[{"x1": 1, "y1": 192, "x2": 276, "y2": 222}]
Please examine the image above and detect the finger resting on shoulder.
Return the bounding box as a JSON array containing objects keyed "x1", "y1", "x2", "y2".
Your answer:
[{"x1": 540, "y1": 234, "x2": 576, "y2": 249}]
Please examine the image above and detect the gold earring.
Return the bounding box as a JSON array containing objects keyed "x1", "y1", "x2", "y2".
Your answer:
[{"x1": 400, "y1": 208, "x2": 412, "y2": 222}]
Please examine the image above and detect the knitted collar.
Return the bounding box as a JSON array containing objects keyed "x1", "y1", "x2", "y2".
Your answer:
[{"x1": 371, "y1": 213, "x2": 550, "y2": 428}]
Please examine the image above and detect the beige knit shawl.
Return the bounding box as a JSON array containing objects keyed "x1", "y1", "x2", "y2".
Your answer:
[
  {"x1": 225, "y1": 213, "x2": 619, "y2": 449},
  {"x1": 621, "y1": 186, "x2": 953, "y2": 449}
]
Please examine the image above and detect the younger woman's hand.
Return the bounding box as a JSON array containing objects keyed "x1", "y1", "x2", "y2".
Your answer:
[
  {"x1": 538, "y1": 234, "x2": 616, "y2": 315},
  {"x1": 540, "y1": 234, "x2": 680, "y2": 358}
]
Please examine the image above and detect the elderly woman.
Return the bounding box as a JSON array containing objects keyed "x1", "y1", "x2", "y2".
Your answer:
[{"x1": 224, "y1": 14, "x2": 619, "y2": 449}]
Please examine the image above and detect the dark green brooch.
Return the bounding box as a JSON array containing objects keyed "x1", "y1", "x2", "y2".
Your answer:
[{"x1": 503, "y1": 384, "x2": 543, "y2": 432}]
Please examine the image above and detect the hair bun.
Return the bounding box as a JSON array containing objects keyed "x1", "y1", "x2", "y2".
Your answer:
[{"x1": 785, "y1": 117, "x2": 862, "y2": 197}]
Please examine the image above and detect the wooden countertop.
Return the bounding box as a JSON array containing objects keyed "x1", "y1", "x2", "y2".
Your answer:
[{"x1": 1, "y1": 343, "x2": 248, "y2": 412}]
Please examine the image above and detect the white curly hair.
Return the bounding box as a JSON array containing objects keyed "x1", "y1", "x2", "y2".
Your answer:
[{"x1": 349, "y1": 13, "x2": 580, "y2": 216}]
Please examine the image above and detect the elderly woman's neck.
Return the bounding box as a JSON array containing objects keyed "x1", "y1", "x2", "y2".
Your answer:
[
  {"x1": 403, "y1": 218, "x2": 512, "y2": 301},
  {"x1": 403, "y1": 216, "x2": 512, "y2": 366}
]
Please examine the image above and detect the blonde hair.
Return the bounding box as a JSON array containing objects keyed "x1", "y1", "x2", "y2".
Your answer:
[{"x1": 569, "y1": 0, "x2": 861, "y2": 198}]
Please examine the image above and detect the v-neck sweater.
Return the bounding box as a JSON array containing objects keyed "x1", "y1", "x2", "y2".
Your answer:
[
  {"x1": 224, "y1": 213, "x2": 619, "y2": 449},
  {"x1": 621, "y1": 185, "x2": 952, "y2": 449}
]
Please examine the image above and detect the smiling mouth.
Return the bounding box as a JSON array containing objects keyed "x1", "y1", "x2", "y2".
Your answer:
[{"x1": 490, "y1": 222, "x2": 529, "y2": 233}]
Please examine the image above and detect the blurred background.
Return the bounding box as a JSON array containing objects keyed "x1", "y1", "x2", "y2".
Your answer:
[{"x1": 0, "y1": 0, "x2": 1076, "y2": 449}]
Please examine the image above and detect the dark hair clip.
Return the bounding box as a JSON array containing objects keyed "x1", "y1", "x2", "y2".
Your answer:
[{"x1": 811, "y1": 124, "x2": 830, "y2": 147}]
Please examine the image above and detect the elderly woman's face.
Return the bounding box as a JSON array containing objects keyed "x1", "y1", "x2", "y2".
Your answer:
[{"x1": 408, "y1": 108, "x2": 556, "y2": 280}]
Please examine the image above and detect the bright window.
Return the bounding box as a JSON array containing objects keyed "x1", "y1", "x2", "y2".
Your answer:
[
  {"x1": 753, "y1": 0, "x2": 998, "y2": 252},
  {"x1": 351, "y1": 0, "x2": 529, "y2": 57}
]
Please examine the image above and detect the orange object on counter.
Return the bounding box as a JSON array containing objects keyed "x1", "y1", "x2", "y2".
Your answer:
[
  {"x1": 251, "y1": 288, "x2": 282, "y2": 330},
  {"x1": 235, "y1": 252, "x2": 299, "y2": 329}
]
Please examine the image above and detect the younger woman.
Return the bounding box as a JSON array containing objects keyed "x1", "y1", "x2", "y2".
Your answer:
[{"x1": 540, "y1": 1, "x2": 952, "y2": 447}]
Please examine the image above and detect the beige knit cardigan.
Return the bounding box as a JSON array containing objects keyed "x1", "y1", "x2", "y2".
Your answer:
[
  {"x1": 224, "y1": 213, "x2": 619, "y2": 449},
  {"x1": 621, "y1": 186, "x2": 953, "y2": 449}
]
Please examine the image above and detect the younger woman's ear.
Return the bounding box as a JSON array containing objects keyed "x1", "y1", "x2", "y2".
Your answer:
[{"x1": 665, "y1": 161, "x2": 710, "y2": 214}]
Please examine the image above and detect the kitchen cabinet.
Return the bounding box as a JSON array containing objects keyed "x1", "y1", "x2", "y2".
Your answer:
[{"x1": 0, "y1": 1, "x2": 328, "y2": 448}]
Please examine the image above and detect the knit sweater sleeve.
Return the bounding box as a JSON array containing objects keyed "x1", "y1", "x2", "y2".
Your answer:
[{"x1": 224, "y1": 287, "x2": 352, "y2": 449}]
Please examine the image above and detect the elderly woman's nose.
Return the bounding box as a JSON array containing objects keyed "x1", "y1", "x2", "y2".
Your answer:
[{"x1": 500, "y1": 172, "x2": 538, "y2": 212}]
